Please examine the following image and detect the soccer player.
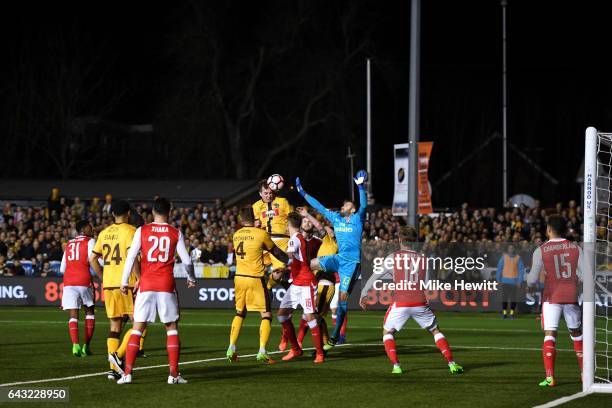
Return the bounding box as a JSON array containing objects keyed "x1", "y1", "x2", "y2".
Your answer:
[
  {"x1": 526, "y1": 214, "x2": 587, "y2": 387},
  {"x1": 294, "y1": 207, "x2": 336, "y2": 349},
  {"x1": 89, "y1": 200, "x2": 140, "y2": 380},
  {"x1": 295, "y1": 170, "x2": 367, "y2": 349},
  {"x1": 60, "y1": 220, "x2": 98, "y2": 357},
  {"x1": 228, "y1": 207, "x2": 289, "y2": 364},
  {"x1": 252, "y1": 179, "x2": 292, "y2": 274},
  {"x1": 252, "y1": 180, "x2": 293, "y2": 350},
  {"x1": 277, "y1": 212, "x2": 325, "y2": 363},
  {"x1": 116, "y1": 197, "x2": 196, "y2": 385},
  {"x1": 360, "y1": 227, "x2": 463, "y2": 375}
]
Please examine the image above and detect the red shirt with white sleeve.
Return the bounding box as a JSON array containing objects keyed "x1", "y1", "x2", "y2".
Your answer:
[
  {"x1": 121, "y1": 222, "x2": 192, "y2": 293},
  {"x1": 61, "y1": 236, "x2": 95, "y2": 287},
  {"x1": 287, "y1": 232, "x2": 315, "y2": 286},
  {"x1": 528, "y1": 238, "x2": 586, "y2": 304}
]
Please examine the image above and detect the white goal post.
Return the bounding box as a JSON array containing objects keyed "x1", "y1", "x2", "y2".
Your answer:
[{"x1": 583, "y1": 126, "x2": 612, "y2": 393}]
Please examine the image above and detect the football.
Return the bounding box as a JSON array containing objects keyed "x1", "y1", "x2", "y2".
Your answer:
[{"x1": 267, "y1": 174, "x2": 285, "y2": 191}]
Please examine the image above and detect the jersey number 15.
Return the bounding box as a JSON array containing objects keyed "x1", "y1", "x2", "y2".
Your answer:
[{"x1": 553, "y1": 253, "x2": 572, "y2": 279}]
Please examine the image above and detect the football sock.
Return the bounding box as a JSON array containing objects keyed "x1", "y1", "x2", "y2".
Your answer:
[
  {"x1": 340, "y1": 313, "x2": 348, "y2": 336},
  {"x1": 84, "y1": 315, "x2": 95, "y2": 345},
  {"x1": 434, "y1": 333, "x2": 454, "y2": 363},
  {"x1": 308, "y1": 319, "x2": 323, "y2": 355},
  {"x1": 571, "y1": 335, "x2": 583, "y2": 372},
  {"x1": 107, "y1": 331, "x2": 120, "y2": 370},
  {"x1": 259, "y1": 317, "x2": 272, "y2": 351},
  {"x1": 229, "y1": 315, "x2": 244, "y2": 346},
  {"x1": 117, "y1": 329, "x2": 132, "y2": 358},
  {"x1": 319, "y1": 318, "x2": 330, "y2": 344},
  {"x1": 332, "y1": 314, "x2": 337, "y2": 327},
  {"x1": 383, "y1": 334, "x2": 399, "y2": 365},
  {"x1": 543, "y1": 336, "x2": 556, "y2": 378},
  {"x1": 69, "y1": 318, "x2": 79, "y2": 345},
  {"x1": 140, "y1": 328, "x2": 147, "y2": 351},
  {"x1": 124, "y1": 330, "x2": 142, "y2": 376},
  {"x1": 167, "y1": 330, "x2": 180, "y2": 377},
  {"x1": 278, "y1": 316, "x2": 298, "y2": 350},
  {"x1": 332, "y1": 301, "x2": 348, "y2": 338},
  {"x1": 297, "y1": 318, "x2": 309, "y2": 344}
]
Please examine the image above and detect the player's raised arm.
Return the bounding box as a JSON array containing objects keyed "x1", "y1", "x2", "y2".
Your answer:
[
  {"x1": 526, "y1": 246, "x2": 543, "y2": 287},
  {"x1": 176, "y1": 231, "x2": 196, "y2": 287},
  {"x1": 354, "y1": 170, "x2": 368, "y2": 220},
  {"x1": 121, "y1": 227, "x2": 142, "y2": 293},
  {"x1": 295, "y1": 177, "x2": 337, "y2": 223},
  {"x1": 298, "y1": 206, "x2": 325, "y2": 235}
]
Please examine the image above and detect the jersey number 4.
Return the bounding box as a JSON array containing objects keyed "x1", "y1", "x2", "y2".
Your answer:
[
  {"x1": 147, "y1": 236, "x2": 171, "y2": 262},
  {"x1": 235, "y1": 241, "x2": 246, "y2": 259},
  {"x1": 102, "y1": 243, "x2": 122, "y2": 266}
]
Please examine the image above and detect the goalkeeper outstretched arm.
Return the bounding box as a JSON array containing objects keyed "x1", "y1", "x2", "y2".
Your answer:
[{"x1": 354, "y1": 170, "x2": 368, "y2": 220}]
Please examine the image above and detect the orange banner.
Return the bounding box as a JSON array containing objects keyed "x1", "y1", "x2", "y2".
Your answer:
[{"x1": 417, "y1": 142, "x2": 433, "y2": 214}]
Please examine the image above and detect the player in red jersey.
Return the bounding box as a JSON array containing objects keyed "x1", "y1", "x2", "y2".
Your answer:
[
  {"x1": 277, "y1": 212, "x2": 325, "y2": 363},
  {"x1": 360, "y1": 227, "x2": 463, "y2": 375},
  {"x1": 60, "y1": 220, "x2": 99, "y2": 357},
  {"x1": 116, "y1": 198, "x2": 196, "y2": 385},
  {"x1": 527, "y1": 214, "x2": 588, "y2": 387}
]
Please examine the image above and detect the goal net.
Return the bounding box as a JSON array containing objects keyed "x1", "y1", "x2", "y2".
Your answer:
[{"x1": 583, "y1": 127, "x2": 612, "y2": 393}]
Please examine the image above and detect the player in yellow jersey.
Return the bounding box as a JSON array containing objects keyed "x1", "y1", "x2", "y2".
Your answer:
[
  {"x1": 252, "y1": 179, "x2": 292, "y2": 275},
  {"x1": 89, "y1": 200, "x2": 140, "y2": 380},
  {"x1": 227, "y1": 207, "x2": 289, "y2": 364},
  {"x1": 252, "y1": 180, "x2": 293, "y2": 349}
]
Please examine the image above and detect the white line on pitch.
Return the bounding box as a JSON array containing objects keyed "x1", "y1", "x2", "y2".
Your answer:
[
  {"x1": 0, "y1": 342, "x2": 574, "y2": 387},
  {"x1": 532, "y1": 391, "x2": 591, "y2": 408}
]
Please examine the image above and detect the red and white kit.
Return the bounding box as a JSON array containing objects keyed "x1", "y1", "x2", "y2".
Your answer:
[
  {"x1": 61, "y1": 235, "x2": 96, "y2": 310},
  {"x1": 381, "y1": 250, "x2": 438, "y2": 332},
  {"x1": 280, "y1": 232, "x2": 317, "y2": 313},
  {"x1": 122, "y1": 223, "x2": 192, "y2": 324},
  {"x1": 528, "y1": 238, "x2": 587, "y2": 331}
]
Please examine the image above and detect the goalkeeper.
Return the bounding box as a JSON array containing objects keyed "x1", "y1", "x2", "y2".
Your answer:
[{"x1": 295, "y1": 170, "x2": 367, "y2": 350}]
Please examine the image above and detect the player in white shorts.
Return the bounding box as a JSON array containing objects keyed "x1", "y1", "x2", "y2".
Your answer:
[
  {"x1": 527, "y1": 215, "x2": 587, "y2": 387},
  {"x1": 277, "y1": 212, "x2": 326, "y2": 363},
  {"x1": 60, "y1": 220, "x2": 98, "y2": 357},
  {"x1": 114, "y1": 197, "x2": 196, "y2": 385},
  {"x1": 360, "y1": 227, "x2": 463, "y2": 375}
]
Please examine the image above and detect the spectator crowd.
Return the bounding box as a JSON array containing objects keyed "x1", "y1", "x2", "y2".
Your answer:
[{"x1": 0, "y1": 190, "x2": 587, "y2": 279}]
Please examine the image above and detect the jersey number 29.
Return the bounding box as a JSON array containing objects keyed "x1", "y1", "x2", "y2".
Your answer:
[{"x1": 147, "y1": 236, "x2": 170, "y2": 262}]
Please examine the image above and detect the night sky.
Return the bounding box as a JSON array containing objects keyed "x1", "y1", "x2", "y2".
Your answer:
[{"x1": 2, "y1": 1, "x2": 611, "y2": 208}]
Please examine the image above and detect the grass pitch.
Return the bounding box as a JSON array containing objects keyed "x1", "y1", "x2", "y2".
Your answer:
[{"x1": 1, "y1": 307, "x2": 610, "y2": 408}]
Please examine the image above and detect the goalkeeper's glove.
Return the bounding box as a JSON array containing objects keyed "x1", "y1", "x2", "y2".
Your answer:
[
  {"x1": 295, "y1": 177, "x2": 306, "y2": 197},
  {"x1": 354, "y1": 170, "x2": 367, "y2": 188}
]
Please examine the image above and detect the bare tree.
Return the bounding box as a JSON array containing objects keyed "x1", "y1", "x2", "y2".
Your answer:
[
  {"x1": 163, "y1": 0, "x2": 371, "y2": 180},
  {"x1": 7, "y1": 29, "x2": 120, "y2": 179}
]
